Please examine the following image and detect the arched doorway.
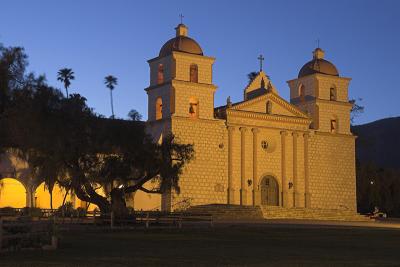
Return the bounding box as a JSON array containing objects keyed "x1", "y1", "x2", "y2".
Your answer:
[
  {"x1": 260, "y1": 176, "x2": 279, "y2": 206},
  {"x1": 0, "y1": 178, "x2": 27, "y2": 208}
]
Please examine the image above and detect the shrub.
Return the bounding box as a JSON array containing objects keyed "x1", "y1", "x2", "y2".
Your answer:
[{"x1": 57, "y1": 201, "x2": 74, "y2": 217}]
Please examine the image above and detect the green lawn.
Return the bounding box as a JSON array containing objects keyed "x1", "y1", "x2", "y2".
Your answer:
[{"x1": 2, "y1": 224, "x2": 400, "y2": 266}]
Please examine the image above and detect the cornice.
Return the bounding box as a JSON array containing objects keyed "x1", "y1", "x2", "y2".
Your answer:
[{"x1": 227, "y1": 109, "x2": 312, "y2": 125}]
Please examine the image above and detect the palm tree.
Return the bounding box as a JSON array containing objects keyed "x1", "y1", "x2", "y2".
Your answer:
[
  {"x1": 104, "y1": 75, "x2": 118, "y2": 118},
  {"x1": 57, "y1": 68, "x2": 75, "y2": 98}
]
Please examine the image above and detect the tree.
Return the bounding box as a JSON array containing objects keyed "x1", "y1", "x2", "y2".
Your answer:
[
  {"x1": 104, "y1": 75, "x2": 117, "y2": 119},
  {"x1": 3, "y1": 81, "x2": 193, "y2": 215},
  {"x1": 127, "y1": 109, "x2": 142, "y2": 121},
  {"x1": 349, "y1": 98, "x2": 365, "y2": 125},
  {"x1": 57, "y1": 68, "x2": 74, "y2": 98},
  {"x1": 247, "y1": 71, "x2": 270, "y2": 83},
  {"x1": 247, "y1": 72, "x2": 258, "y2": 83},
  {"x1": 1, "y1": 45, "x2": 194, "y2": 216}
]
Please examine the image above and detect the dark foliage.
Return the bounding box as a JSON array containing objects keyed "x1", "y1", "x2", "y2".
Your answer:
[
  {"x1": 354, "y1": 117, "x2": 400, "y2": 217},
  {"x1": 0, "y1": 44, "x2": 194, "y2": 215}
]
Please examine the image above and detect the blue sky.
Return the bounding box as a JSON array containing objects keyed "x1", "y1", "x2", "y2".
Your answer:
[{"x1": 1, "y1": 0, "x2": 399, "y2": 124}]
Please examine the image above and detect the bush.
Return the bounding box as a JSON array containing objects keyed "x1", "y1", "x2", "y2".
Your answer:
[
  {"x1": 76, "y1": 207, "x2": 87, "y2": 217},
  {"x1": 57, "y1": 201, "x2": 74, "y2": 217}
]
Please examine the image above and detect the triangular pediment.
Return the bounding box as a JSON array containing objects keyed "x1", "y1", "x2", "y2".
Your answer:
[
  {"x1": 231, "y1": 92, "x2": 308, "y2": 119},
  {"x1": 244, "y1": 71, "x2": 277, "y2": 100}
]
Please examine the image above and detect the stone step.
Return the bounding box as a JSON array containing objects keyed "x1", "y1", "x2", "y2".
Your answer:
[
  {"x1": 185, "y1": 204, "x2": 372, "y2": 222},
  {"x1": 261, "y1": 206, "x2": 372, "y2": 222},
  {"x1": 186, "y1": 204, "x2": 264, "y2": 220}
]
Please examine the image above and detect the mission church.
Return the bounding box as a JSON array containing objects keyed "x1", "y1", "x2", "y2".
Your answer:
[
  {"x1": 0, "y1": 23, "x2": 358, "y2": 216},
  {"x1": 147, "y1": 23, "x2": 356, "y2": 213}
]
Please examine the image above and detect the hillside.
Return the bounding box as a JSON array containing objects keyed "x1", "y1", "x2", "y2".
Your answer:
[{"x1": 352, "y1": 117, "x2": 400, "y2": 170}]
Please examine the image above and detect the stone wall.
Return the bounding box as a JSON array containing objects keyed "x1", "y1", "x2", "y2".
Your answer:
[
  {"x1": 308, "y1": 132, "x2": 357, "y2": 211},
  {"x1": 168, "y1": 116, "x2": 227, "y2": 210}
]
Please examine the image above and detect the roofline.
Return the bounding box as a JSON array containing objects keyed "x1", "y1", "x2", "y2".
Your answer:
[
  {"x1": 148, "y1": 51, "x2": 215, "y2": 63},
  {"x1": 286, "y1": 73, "x2": 352, "y2": 83}
]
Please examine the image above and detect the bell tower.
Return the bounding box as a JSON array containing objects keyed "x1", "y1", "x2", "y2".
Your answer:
[
  {"x1": 145, "y1": 24, "x2": 217, "y2": 122},
  {"x1": 287, "y1": 48, "x2": 353, "y2": 134}
]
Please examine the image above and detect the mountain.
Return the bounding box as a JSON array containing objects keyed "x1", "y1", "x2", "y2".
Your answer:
[{"x1": 352, "y1": 117, "x2": 400, "y2": 170}]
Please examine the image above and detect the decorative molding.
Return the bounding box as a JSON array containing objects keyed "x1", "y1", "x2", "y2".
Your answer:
[{"x1": 227, "y1": 109, "x2": 311, "y2": 125}]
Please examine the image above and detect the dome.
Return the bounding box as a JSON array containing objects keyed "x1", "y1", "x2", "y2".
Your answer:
[
  {"x1": 159, "y1": 24, "x2": 203, "y2": 57},
  {"x1": 298, "y1": 48, "x2": 339, "y2": 78}
]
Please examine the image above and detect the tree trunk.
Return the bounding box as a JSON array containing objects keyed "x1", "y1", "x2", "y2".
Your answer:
[
  {"x1": 61, "y1": 186, "x2": 70, "y2": 207},
  {"x1": 65, "y1": 86, "x2": 69, "y2": 98},
  {"x1": 110, "y1": 89, "x2": 114, "y2": 119},
  {"x1": 73, "y1": 183, "x2": 111, "y2": 214},
  {"x1": 50, "y1": 191, "x2": 53, "y2": 210},
  {"x1": 110, "y1": 188, "x2": 128, "y2": 218}
]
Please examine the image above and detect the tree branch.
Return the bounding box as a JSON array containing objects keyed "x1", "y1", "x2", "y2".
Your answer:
[{"x1": 139, "y1": 186, "x2": 161, "y2": 194}]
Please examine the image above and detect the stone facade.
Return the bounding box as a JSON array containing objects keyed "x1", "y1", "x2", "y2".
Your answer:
[{"x1": 146, "y1": 24, "x2": 357, "y2": 213}]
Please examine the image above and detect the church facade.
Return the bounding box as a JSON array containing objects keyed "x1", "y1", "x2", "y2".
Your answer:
[{"x1": 146, "y1": 24, "x2": 356, "y2": 212}]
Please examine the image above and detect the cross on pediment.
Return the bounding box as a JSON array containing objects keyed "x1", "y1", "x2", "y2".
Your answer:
[
  {"x1": 258, "y1": 54, "x2": 265, "y2": 71},
  {"x1": 179, "y1": 14, "x2": 184, "y2": 24}
]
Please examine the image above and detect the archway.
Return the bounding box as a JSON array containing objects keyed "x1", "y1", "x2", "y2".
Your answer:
[
  {"x1": 34, "y1": 182, "x2": 73, "y2": 209},
  {"x1": 260, "y1": 176, "x2": 279, "y2": 206},
  {"x1": 0, "y1": 178, "x2": 27, "y2": 208}
]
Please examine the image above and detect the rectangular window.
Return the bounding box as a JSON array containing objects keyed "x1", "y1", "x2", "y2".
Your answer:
[{"x1": 330, "y1": 119, "x2": 337, "y2": 133}]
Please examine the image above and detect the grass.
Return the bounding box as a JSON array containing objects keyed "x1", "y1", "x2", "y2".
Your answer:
[{"x1": 2, "y1": 224, "x2": 400, "y2": 266}]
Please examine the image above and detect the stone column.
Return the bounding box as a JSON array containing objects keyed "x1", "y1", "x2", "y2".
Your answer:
[
  {"x1": 292, "y1": 132, "x2": 300, "y2": 207},
  {"x1": 240, "y1": 127, "x2": 247, "y2": 205},
  {"x1": 227, "y1": 126, "x2": 235, "y2": 204},
  {"x1": 303, "y1": 133, "x2": 311, "y2": 208},
  {"x1": 25, "y1": 188, "x2": 31, "y2": 208},
  {"x1": 252, "y1": 128, "x2": 260, "y2": 206},
  {"x1": 280, "y1": 131, "x2": 288, "y2": 207}
]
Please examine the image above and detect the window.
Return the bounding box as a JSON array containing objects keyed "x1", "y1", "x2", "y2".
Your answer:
[
  {"x1": 299, "y1": 84, "x2": 305, "y2": 102},
  {"x1": 189, "y1": 97, "x2": 199, "y2": 118},
  {"x1": 330, "y1": 119, "x2": 337, "y2": 133},
  {"x1": 261, "y1": 140, "x2": 269, "y2": 150},
  {"x1": 157, "y1": 64, "x2": 164, "y2": 84},
  {"x1": 330, "y1": 87, "x2": 337, "y2": 101},
  {"x1": 156, "y1": 97, "x2": 163, "y2": 120},
  {"x1": 190, "y1": 64, "x2": 198, "y2": 83},
  {"x1": 266, "y1": 101, "x2": 272, "y2": 114}
]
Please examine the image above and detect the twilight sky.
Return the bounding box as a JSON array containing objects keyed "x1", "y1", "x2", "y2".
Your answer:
[{"x1": 1, "y1": 0, "x2": 399, "y2": 124}]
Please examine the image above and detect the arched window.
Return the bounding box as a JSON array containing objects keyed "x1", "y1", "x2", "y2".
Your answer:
[
  {"x1": 189, "y1": 97, "x2": 199, "y2": 118},
  {"x1": 266, "y1": 101, "x2": 272, "y2": 114},
  {"x1": 330, "y1": 117, "x2": 338, "y2": 133},
  {"x1": 157, "y1": 64, "x2": 164, "y2": 84},
  {"x1": 190, "y1": 64, "x2": 198, "y2": 83},
  {"x1": 330, "y1": 86, "x2": 337, "y2": 101},
  {"x1": 299, "y1": 84, "x2": 305, "y2": 102},
  {"x1": 156, "y1": 97, "x2": 163, "y2": 120}
]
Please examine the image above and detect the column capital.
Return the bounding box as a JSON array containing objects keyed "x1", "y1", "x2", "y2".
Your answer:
[
  {"x1": 227, "y1": 126, "x2": 236, "y2": 132},
  {"x1": 280, "y1": 130, "x2": 288, "y2": 136},
  {"x1": 251, "y1": 128, "x2": 260, "y2": 134},
  {"x1": 239, "y1": 127, "x2": 247, "y2": 133},
  {"x1": 292, "y1": 131, "x2": 299, "y2": 137},
  {"x1": 303, "y1": 132, "x2": 310, "y2": 138}
]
